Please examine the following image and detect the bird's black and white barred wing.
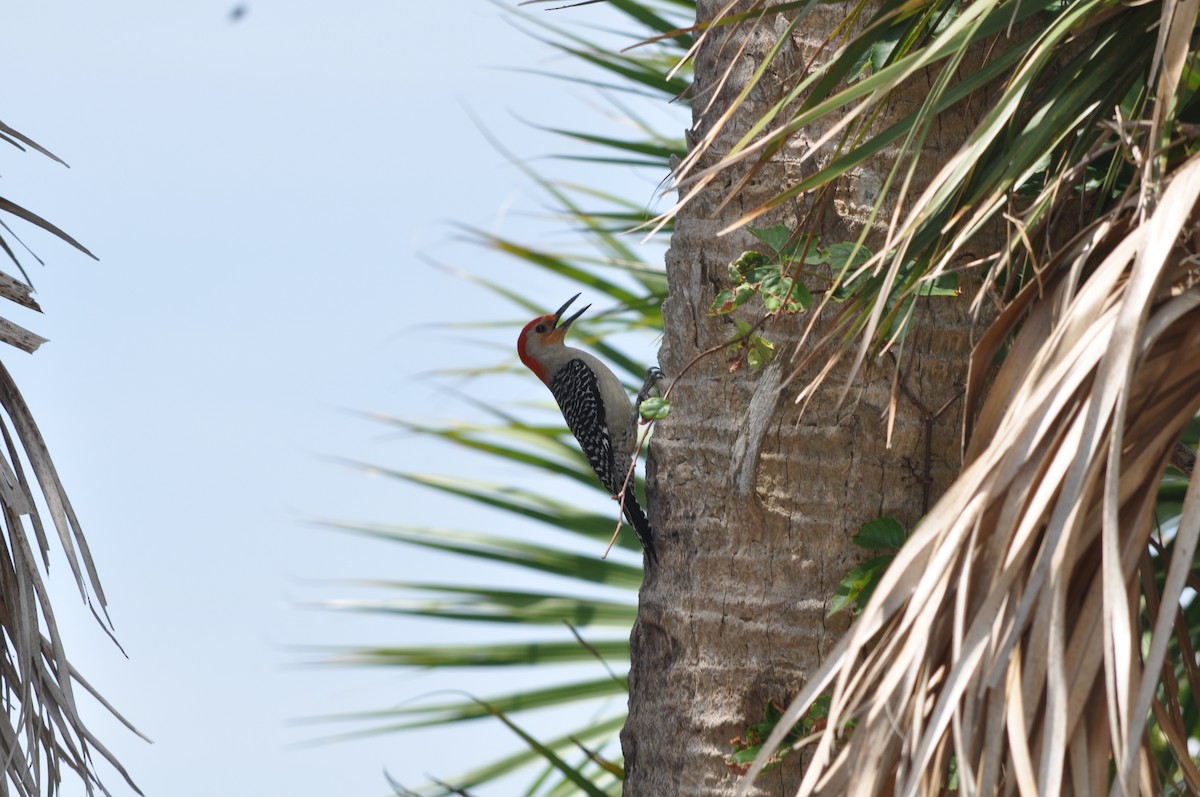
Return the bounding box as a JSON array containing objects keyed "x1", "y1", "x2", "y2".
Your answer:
[{"x1": 549, "y1": 358, "x2": 619, "y2": 494}]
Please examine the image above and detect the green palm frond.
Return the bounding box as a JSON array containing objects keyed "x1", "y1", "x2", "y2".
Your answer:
[
  {"x1": 325, "y1": 584, "x2": 637, "y2": 626},
  {"x1": 322, "y1": 5, "x2": 689, "y2": 793},
  {"x1": 328, "y1": 638, "x2": 631, "y2": 669},
  {"x1": 386, "y1": 714, "x2": 627, "y2": 796},
  {"x1": 329, "y1": 518, "x2": 645, "y2": 584},
  {"x1": 313, "y1": 677, "x2": 625, "y2": 733},
  {"x1": 506, "y1": 0, "x2": 694, "y2": 97},
  {"x1": 655, "y1": 0, "x2": 1194, "y2": 398}
]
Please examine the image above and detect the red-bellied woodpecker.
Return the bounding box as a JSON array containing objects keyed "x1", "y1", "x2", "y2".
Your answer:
[{"x1": 517, "y1": 294, "x2": 661, "y2": 563}]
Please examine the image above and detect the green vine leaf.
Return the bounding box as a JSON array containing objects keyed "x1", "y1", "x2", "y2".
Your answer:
[
  {"x1": 748, "y1": 224, "x2": 794, "y2": 254},
  {"x1": 852, "y1": 516, "x2": 907, "y2": 550},
  {"x1": 830, "y1": 516, "x2": 912, "y2": 615},
  {"x1": 727, "y1": 696, "x2": 833, "y2": 775},
  {"x1": 746, "y1": 335, "x2": 775, "y2": 372},
  {"x1": 713, "y1": 240, "x2": 812, "y2": 318}
]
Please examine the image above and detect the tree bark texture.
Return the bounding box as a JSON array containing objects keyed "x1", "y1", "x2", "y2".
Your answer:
[{"x1": 621, "y1": 2, "x2": 1003, "y2": 794}]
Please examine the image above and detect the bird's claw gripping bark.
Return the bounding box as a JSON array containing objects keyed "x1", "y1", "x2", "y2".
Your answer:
[{"x1": 636, "y1": 366, "x2": 665, "y2": 409}]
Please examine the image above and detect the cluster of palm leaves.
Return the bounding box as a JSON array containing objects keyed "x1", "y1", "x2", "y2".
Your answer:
[
  {"x1": 0, "y1": 125, "x2": 141, "y2": 795},
  {"x1": 319, "y1": 2, "x2": 690, "y2": 794}
]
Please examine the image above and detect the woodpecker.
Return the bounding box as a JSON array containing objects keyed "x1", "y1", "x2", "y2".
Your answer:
[{"x1": 518, "y1": 294, "x2": 659, "y2": 563}]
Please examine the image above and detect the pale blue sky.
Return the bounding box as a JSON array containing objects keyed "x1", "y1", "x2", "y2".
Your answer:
[{"x1": 0, "y1": 2, "x2": 680, "y2": 795}]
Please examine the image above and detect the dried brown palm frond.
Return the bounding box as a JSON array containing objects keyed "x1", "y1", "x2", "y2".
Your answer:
[
  {"x1": 0, "y1": 124, "x2": 143, "y2": 795},
  {"x1": 737, "y1": 146, "x2": 1200, "y2": 796}
]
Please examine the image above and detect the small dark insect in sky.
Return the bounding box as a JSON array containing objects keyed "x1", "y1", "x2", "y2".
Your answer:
[{"x1": 229, "y1": 4, "x2": 248, "y2": 22}]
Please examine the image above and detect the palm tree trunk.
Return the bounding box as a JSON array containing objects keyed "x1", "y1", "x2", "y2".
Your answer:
[{"x1": 621, "y1": 2, "x2": 996, "y2": 793}]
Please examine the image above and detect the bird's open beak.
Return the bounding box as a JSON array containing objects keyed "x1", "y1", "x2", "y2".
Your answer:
[{"x1": 554, "y1": 293, "x2": 590, "y2": 330}]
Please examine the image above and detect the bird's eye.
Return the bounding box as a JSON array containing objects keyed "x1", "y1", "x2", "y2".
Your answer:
[{"x1": 535, "y1": 324, "x2": 547, "y2": 333}]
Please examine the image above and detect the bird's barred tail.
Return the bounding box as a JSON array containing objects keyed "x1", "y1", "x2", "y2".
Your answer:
[{"x1": 622, "y1": 491, "x2": 658, "y2": 565}]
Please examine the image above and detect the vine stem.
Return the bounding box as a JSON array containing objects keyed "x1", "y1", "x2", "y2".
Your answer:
[{"x1": 601, "y1": 324, "x2": 763, "y2": 559}]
